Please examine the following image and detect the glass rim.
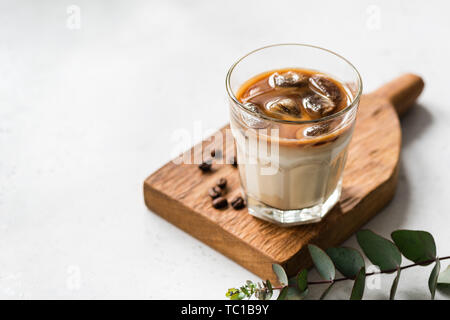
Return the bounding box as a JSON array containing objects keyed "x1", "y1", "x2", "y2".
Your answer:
[{"x1": 225, "y1": 43, "x2": 363, "y2": 125}]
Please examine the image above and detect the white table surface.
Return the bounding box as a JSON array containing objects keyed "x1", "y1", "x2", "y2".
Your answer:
[{"x1": 1, "y1": 0, "x2": 449, "y2": 299}]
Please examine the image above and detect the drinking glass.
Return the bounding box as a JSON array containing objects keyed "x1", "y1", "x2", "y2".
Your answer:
[{"x1": 226, "y1": 44, "x2": 362, "y2": 226}]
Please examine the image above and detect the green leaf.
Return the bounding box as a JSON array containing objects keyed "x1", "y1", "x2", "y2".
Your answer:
[
  {"x1": 226, "y1": 288, "x2": 245, "y2": 300},
  {"x1": 357, "y1": 229, "x2": 402, "y2": 272},
  {"x1": 319, "y1": 282, "x2": 335, "y2": 300},
  {"x1": 240, "y1": 285, "x2": 249, "y2": 296},
  {"x1": 326, "y1": 247, "x2": 365, "y2": 278},
  {"x1": 389, "y1": 268, "x2": 401, "y2": 300},
  {"x1": 231, "y1": 292, "x2": 245, "y2": 300},
  {"x1": 255, "y1": 281, "x2": 272, "y2": 300},
  {"x1": 350, "y1": 267, "x2": 366, "y2": 300},
  {"x1": 272, "y1": 264, "x2": 288, "y2": 286},
  {"x1": 288, "y1": 277, "x2": 296, "y2": 286},
  {"x1": 256, "y1": 289, "x2": 272, "y2": 300},
  {"x1": 438, "y1": 265, "x2": 450, "y2": 285},
  {"x1": 391, "y1": 230, "x2": 436, "y2": 264},
  {"x1": 296, "y1": 269, "x2": 308, "y2": 292},
  {"x1": 429, "y1": 259, "x2": 441, "y2": 300},
  {"x1": 246, "y1": 280, "x2": 256, "y2": 294},
  {"x1": 286, "y1": 287, "x2": 309, "y2": 300},
  {"x1": 277, "y1": 286, "x2": 289, "y2": 300},
  {"x1": 265, "y1": 280, "x2": 273, "y2": 300},
  {"x1": 225, "y1": 288, "x2": 237, "y2": 298},
  {"x1": 266, "y1": 280, "x2": 272, "y2": 292},
  {"x1": 308, "y1": 244, "x2": 335, "y2": 281}
]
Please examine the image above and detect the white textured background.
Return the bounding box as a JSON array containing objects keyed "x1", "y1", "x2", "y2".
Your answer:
[{"x1": 0, "y1": 0, "x2": 449, "y2": 299}]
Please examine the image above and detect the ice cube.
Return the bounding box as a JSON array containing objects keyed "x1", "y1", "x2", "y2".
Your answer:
[
  {"x1": 265, "y1": 98, "x2": 300, "y2": 116},
  {"x1": 303, "y1": 123, "x2": 330, "y2": 137},
  {"x1": 269, "y1": 71, "x2": 308, "y2": 88},
  {"x1": 243, "y1": 102, "x2": 260, "y2": 113},
  {"x1": 241, "y1": 102, "x2": 269, "y2": 128},
  {"x1": 302, "y1": 94, "x2": 336, "y2": 118},
  {"x1": 309, "y1": 75, "x2": 342, "y2": 102}
]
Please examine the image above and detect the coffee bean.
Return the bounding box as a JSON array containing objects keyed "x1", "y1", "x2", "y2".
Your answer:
[
  {"x1": 198, "y1": 159, "x2": 212, "y2": 172},
  {"x1": 231, "y1": 196, "x2": 245, "y2": 210},
  {"x1": 216, "y1": 178, "x2": 227, "y2": 189},
  {"x1": 208, "y1": 186, "x2": 222, "y2": 199},
  {"x1": 210, "y1": 149, "x2": 222, "y2": 158},
  {"x1": 230, "y1": 156, "x2": 238, "y2": 168},
  {"x1": 212, "y1": 197, "x2": 228, "y2": 209}
]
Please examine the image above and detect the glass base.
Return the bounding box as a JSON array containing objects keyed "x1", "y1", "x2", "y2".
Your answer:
[{"x1": 247, "y1": 183, "x2": 341, "y2": 227}]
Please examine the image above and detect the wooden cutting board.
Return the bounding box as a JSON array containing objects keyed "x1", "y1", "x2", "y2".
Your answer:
[{"x1": 143, "y1": 74, "x2": 424, "y2": 283}]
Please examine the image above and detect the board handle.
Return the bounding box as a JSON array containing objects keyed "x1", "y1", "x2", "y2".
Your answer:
[{"x1": 372, "y1": 73, "x2": 425, "y2": 117}]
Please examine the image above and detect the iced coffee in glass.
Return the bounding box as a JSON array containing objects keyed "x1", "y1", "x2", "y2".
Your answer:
[{"x1": 226, "y1": 44, "x2": 362, "y2": 226}]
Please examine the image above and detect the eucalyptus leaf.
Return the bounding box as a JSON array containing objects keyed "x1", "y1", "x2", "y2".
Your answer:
[
  {"x1": 438, "y1": 265, "x2": 450, "y2": 285},
  {"x1": 389, "y1": 268, "x2": 401, "y2": 300},
  {"x1": 277, "y1": 286, "x2": 289, "y2": 300},
  {"x1": 391, "y1": 230, "x2": 436, "y2": 264},
  {"x1": 232, "y1": 293, "x2": 246, "y2": 300},
  {"x1": 319, "y1": 282, "x2": 335, "y2": 300},
  {"x1": 265, "y1": 280, "x2": 273, "y2": 300},
  {"x1": 327, "y1": 247, "x2": 365, "y2": 278},
  {"x1": 428, "y1": 259, "x2": 441, "y2": 300},
  {"x1": 227, "y1": 288, "x2": 245, "y2": 300},
  {"x1": 357, "y1": 229, "x2": 402, "y2": 272},
  {"x1": 226, "y1": 288, "x2": 240, "y2": 299},
  {"x1": 266, "y1": 280, "x2": 273, "y2": 292},
  {"x1": 286, "y1": 287, "x2": 309, "y2": 300},
  {"x1": 296, "y1": 269, "x2": 308, "y2": 292},
  {"x1": 255, "y1": 290, "x2": 270, "y2": 300},
  {"x1": 308, "y1": 244, "x2": 335, "y2": 281},
  {"x1": 288, "y1": 277, "x2": 297, "y2": 286},
  {"x1": 272, "y1": 264, "x2": 288, "y2": 286},
  {"x1": 257, "y1": 288, "x2": 272, "y2": 300},
  {"x1": 350, "y1": 267, "x2": 365, "y2": 300}
]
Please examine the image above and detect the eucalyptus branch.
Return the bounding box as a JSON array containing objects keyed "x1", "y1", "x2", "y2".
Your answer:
[
  {"x1": 270, "y1": 255, "x2": 450, "y2": 288},
  {"x1": 226, "y1": 229, "x2": 450, "y2": 300}
]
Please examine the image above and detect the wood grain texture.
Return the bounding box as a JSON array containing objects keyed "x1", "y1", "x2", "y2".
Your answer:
[{"x1": 143, "y1": 74, "x2": 424, "y2": 283}]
